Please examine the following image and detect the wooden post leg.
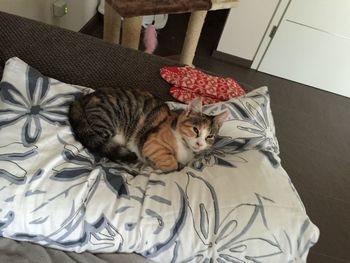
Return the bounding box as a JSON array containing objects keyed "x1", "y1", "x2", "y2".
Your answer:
[
  {"x1": 180, "y1": 10, "x2": 207, "y2": 65},
  {"x1": 103, "y1": 1, "x2": 121, "y2": 44},
  {"x1": 122, "y1": 16, "x2": 143, "y2": 50}
]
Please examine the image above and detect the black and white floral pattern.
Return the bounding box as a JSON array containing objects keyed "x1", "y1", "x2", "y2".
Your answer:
[
  {"x1": 0, "y1": 66, "x2": 79, "y2": 146},
  {"x1": 0, "y1": 58, "x2": 319, "y2": 262},
  {"x1": 0, "y1": 142, "x2": 39, "y2": 184}
]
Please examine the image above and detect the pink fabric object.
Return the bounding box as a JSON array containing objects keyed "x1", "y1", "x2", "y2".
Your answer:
[
  {"x1": 170, "y1": 86, "x2": 218, "y2": 105},
  {"x1": 143, "y1": 24, "x2": 157, "y2": 54},
  {"x1": 160, "y1": 66, "x2": 245, "y2": 104}
]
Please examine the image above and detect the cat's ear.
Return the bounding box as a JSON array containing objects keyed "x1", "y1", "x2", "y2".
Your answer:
[
  {"x1": 214, "y1": 110, "x2": 229, "y2": 128},
  {"x1": 186, "y1": 97, "x2": 202, "y2": 116}
]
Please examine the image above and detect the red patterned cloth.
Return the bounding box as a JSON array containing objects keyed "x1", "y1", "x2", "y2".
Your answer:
[{"x1": 160, "y1": 66, "x2": 245, "y2": 104}]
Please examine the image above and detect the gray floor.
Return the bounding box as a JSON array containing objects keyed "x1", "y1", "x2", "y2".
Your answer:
[{"x1": 84, "y1": 12, "x2": 350, "y2": 263}]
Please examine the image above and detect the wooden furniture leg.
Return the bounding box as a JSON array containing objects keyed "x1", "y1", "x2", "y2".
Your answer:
[
  {"x1": 103, "y1": 0, "x2": 122, "y2": 44},
  {"x1": 122, "y1": 16, "x2": 143, "y2": 50},
  {"x1": 180, "y1": 10, "x2": 207, "y2": 65}
]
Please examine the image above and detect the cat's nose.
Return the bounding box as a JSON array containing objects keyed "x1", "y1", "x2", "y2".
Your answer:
[{"x1": 196, "y1": 142, "x2": 204, "y2": 147}]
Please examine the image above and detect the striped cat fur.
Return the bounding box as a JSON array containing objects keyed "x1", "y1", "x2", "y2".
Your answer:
[{"x1": 69, "y1": 88, "x2": 228, "y2": 172}]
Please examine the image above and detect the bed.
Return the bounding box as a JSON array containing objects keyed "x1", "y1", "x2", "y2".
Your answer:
[{"x1": 0, "y1": 12, "x2": 319, "y2": 263}]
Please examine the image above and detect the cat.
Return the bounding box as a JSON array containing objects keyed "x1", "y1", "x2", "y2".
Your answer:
[{"x1": 68, "y1": 88, "x2": 228, "y2": 172}]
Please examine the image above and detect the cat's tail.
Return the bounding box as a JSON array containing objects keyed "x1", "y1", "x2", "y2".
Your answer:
[{"x1": 68, "y1": 97, "x2": 107, "y2": 151}]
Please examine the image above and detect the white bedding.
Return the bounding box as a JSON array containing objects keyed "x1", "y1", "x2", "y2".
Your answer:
[{"x1": 0, "y1": 57, "x2": 319, "y2": 262}]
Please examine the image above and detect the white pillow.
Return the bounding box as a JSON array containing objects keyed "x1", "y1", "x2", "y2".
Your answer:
[{"x1": 0, "y1": 57, "x2": 319, "y2": 262}]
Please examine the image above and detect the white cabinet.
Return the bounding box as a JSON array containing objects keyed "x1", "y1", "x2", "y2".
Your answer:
[
  {"x1": 216, "y1": 0, "x2": 279, "y2": 60},
  {"x1": 258, "y1": 0, "x2": 350, "y2": 97}
]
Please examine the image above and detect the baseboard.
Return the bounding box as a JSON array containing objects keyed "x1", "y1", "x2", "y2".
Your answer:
[{"x1": 212, "y1": 50, "x2": 252, "y2": 68}]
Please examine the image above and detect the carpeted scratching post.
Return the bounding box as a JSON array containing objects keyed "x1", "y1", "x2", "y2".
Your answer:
[
  {"x1": 179, "y1": 10, "x2": 207, "y2": 65},
  {"x1": 103, "y1": 1, "x2": 122, "y2": 44},
  {"x1": 103, "y1": 0, "x2": 240, "y2": 65},
  {"x1": 122, "y1": 16, "x2": 143, "y2": 49}
]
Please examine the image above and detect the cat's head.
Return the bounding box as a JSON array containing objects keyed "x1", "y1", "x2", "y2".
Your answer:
[{"x1": 176, "y1": 97, "x2": 229, "y2": 153}]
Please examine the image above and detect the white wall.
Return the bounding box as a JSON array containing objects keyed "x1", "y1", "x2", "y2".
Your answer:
[
  {"x1": 217, "y1": 0, "x2": 279, "y2": 61},
  {"x1": 0, "y1": 0, "x2": 99, "y2": 31}
]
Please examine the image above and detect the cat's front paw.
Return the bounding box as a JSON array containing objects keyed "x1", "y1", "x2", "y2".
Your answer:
[{"x1": 154, "y1": 162, "x2": 178, "y2": 174}]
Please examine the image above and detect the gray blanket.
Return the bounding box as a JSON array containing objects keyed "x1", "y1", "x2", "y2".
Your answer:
[{"x1": 0, "y1": 238, "x2": 150, "y2": 263}]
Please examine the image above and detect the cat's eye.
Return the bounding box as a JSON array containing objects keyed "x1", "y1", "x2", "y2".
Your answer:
[
  {"x1": 193, "y1": 127, "x2": 199, "y2": 136},
  {"x1": 206, "y1": 134, "x2": 214, "y2": 139}
]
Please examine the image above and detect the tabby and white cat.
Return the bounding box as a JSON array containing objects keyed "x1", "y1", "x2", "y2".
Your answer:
[{"x1": 68, "y1": 88, "x2": 228, "y2": 172}]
